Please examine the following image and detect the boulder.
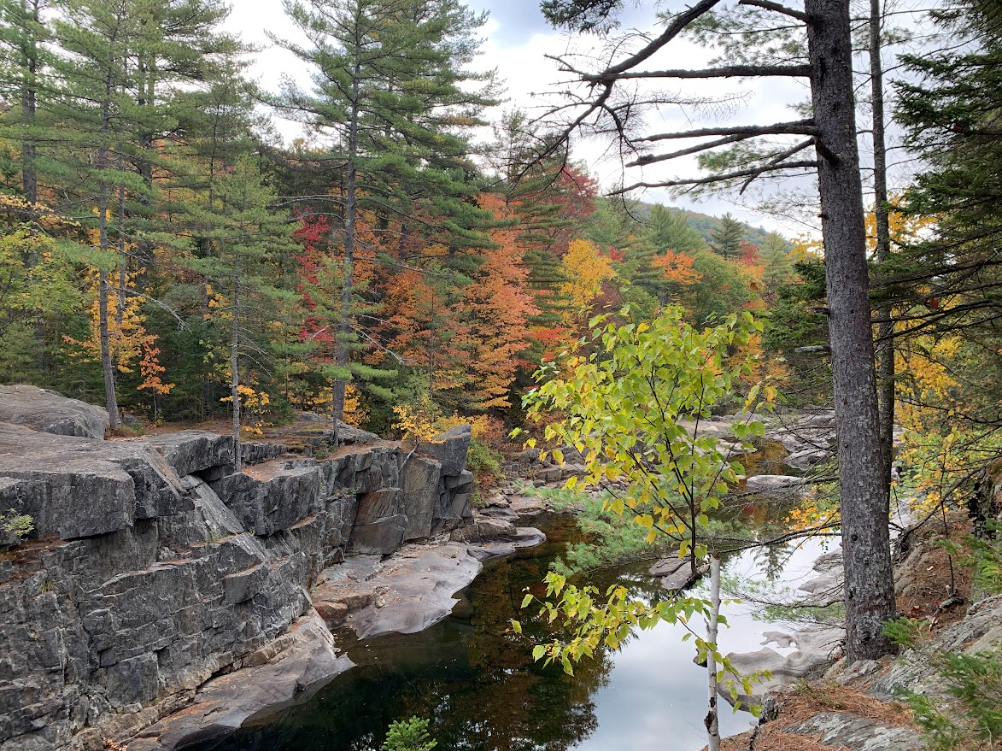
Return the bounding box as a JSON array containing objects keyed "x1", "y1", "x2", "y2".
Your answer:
[
  {"x1": 650, "y1": 557, "x2": 687, "y2": 577},
  {"x1": 745, "y1": 474, "x2": 807, "y2": 494},
  {"x1": 449, "y1": 517, "x2": 516, "y2": 543},
  {"x1": 785, "y1": 447, "x2": 832, "y2": 471},
  {"x1": 465, "y1": 526, "x2": 547, "y2": 559},
  {"x1": 0, "y1": 385, "x2": 108, "y2": 439}
]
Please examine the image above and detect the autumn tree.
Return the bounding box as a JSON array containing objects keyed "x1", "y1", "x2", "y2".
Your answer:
[
  {"x1": 559, "y1": 238, "x2": 615, "y2": 323},
  {"x1": 519, "y1": 308, "x2": 773, "y2": 751},
  {"x1": 458, "y1": 194, "x2": 539, "y2": 410}
]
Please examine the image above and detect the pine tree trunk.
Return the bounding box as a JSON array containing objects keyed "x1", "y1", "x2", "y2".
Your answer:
[
  {"x1": 97, "y1": 90, "x2": 119, "y2": 430},
  {"x1": 99, "y1": 267, "x2": 119, "y2": 430},
  {"x1": 231, "y1": 273, "x2": 242, "y2": 471},
  {"x1": 331, "y1": 65, "x2": 361, "y2": 444},
  {"x1": 870, "y1": 0, "x2": 895, "y2": 491},
  {"x1": 115, "y1": 131, "x2": 127, "y2": 376},
  {"x1": 19, "y1": 0, "x2": 38, "y2": 205},
  {"x1": 805, "y1": 0, "x2": 896, "y2": 662},
  {"x1": 704, "y1": 554, "x2": 721, "y2": 751}
]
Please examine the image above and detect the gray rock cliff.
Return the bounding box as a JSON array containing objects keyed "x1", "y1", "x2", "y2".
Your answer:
[{"x1": 0, "y1": 389, "x2": 474, "y2": 751}]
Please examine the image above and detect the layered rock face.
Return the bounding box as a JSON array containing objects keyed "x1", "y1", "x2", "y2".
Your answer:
[{"x1": 0, "y1": 388, "x2": 473, "y2": 751}]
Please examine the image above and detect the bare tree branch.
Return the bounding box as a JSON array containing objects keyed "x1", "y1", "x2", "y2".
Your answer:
[
  {"x1": 636, "y1": 120, "x2": 817, "y2": 143},
  {"x1": 613, "y1": 160, "x2": 818, "y2": 194},
  {"x1": 586, "y1": 64, "x2": 811, "y2": 82},
  {"x1": 738, "y1": 0, "x2": 811, "y2": 22},
  {"x1": 739, "y1": 138, "x2": 817, "y2": 193}
]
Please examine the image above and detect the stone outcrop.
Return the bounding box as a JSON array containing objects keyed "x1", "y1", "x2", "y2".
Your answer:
[
  {"x1": 0, "y1": 389, "x2": 477, "y2": 751},
  {"x1": 0, "y1": 384, "x2": 109, "y2": 439}
]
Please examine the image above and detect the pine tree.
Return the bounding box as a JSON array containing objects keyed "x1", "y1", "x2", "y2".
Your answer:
[
  {"x1": 709, "y1": 213, "x2": 744, "y2": 261},
  {"x1": 0, "y1": 0, "x2": 49, "y2": 204},
  {"x1": 50, "y1": 0, "x2": 142, "y2": 428},
  {"x1": 185, "y1": 157, "x2": 296, "y2": 469},
  {"x1": 626, "y1": 204, "x2": 706, "y2": 307},
  {"x1": 760, "y1": 231, "x2": 794, "y2": 290}
]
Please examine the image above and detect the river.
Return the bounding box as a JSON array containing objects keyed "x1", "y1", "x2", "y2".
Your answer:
[{"x1": 192, "y1": 448, "x2": 834, "y2": 751}]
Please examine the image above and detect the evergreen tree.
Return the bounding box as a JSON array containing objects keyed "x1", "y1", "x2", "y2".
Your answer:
[
  {"x1": 894, "y1": 0, "x2": 1002, "y2": 425},
  {"x1": 709, "y1": 213, "x2": 744, "y2": 261},
  {"x1": 185, "y1": 157, "x2": 296, "y2": 468},
  {"x1": 0, "y1": 0, "x2": 50, "y2": 204},
  {"x1": 760, "y1": 231, "x2": 794, "y2": 290},
  {"x1": 626, "y1": 204, "x2": 706, "y2": 307},
  {"x1": 49, "y1": 0, "x2": 142, "y2": 428}
]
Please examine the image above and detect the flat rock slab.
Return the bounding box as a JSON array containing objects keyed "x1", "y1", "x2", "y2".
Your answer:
[
  {"x1": 346, "y1": 543, "x2": 483, "y2": 639},
  {"x1": 144, "y1": 431, "x2": 234, "y2": 478},
  {"x1": 0, "y1": 384, "x2": 109, "y2": 438},
  {"x1": 327, "y1": 528, "x2": 546, "y2": 640},
  {"x1": 782, "y1": 713, "x2": 922, "y2": 751},
  {"x1": 510, "y1": 495, "x2": 547, "y2": 515},
  {"x1": 467, "y1": 527, "x2": 546, "y2": 559},
  {"x1": 130, "y1": 611, "x2": 353, "y2": 751},
  {"x1": 0, "y1": 422, "x2": 186, "y2": 539},
  {"x1": 745, "y1": 474, "x2": 807, "y2": 495}
]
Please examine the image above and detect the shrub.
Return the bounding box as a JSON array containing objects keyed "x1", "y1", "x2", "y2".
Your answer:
[{"x1": 1, "y1": 509, "x2": 34, "y2": 547}]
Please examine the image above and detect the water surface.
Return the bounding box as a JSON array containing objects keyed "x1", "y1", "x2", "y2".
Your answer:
[{"x1": 197, "y1": 443, "x2": 825, "y2": 751}]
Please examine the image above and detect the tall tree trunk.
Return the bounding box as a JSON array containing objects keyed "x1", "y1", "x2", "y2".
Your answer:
[
  {"x1": 231, "y1": 271, "x2": 242, "y2": 471},
  {"x1": 805, "y1": 0, "x2": 895, "y2": 662},
  {"x1": 870, "y1": 0, "x2": 895, "y2": 491},
  {"x1": 99, "y1": 267, "x2": 119, "y2": 430},
  {"x1": 19, "y1": 0, "x2": 38, "y2": 205},
  {"x1": 704, "y1": 554, "x2": 721, "y2": 751},
  {"x1": 331, "y1": 64, "x2": 361, "y2": 444},
  {"x1": 98, "y1": 99, "x2": 119, "y2": 430},
  {"x1": 115, "y1": 118, "x2": 128, "y2": 375}
]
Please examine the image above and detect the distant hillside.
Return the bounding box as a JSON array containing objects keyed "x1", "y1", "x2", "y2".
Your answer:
[{"x1": 631, "y1": 201, "x2": 779, "y2": 248}]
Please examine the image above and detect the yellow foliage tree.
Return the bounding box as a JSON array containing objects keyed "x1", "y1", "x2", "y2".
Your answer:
[{"x1": 559, "y1": 239, "x2": 615, "y2": 321}]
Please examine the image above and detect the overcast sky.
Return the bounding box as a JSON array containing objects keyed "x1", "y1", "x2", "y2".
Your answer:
[{"x1": 224, "y1": 0, "x2": 817, "y2": 236}]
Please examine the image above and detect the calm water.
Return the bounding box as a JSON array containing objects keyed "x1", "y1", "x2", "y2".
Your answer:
[{"x1": 193, "y1": 442, "x2": 828, "y2": 751}]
